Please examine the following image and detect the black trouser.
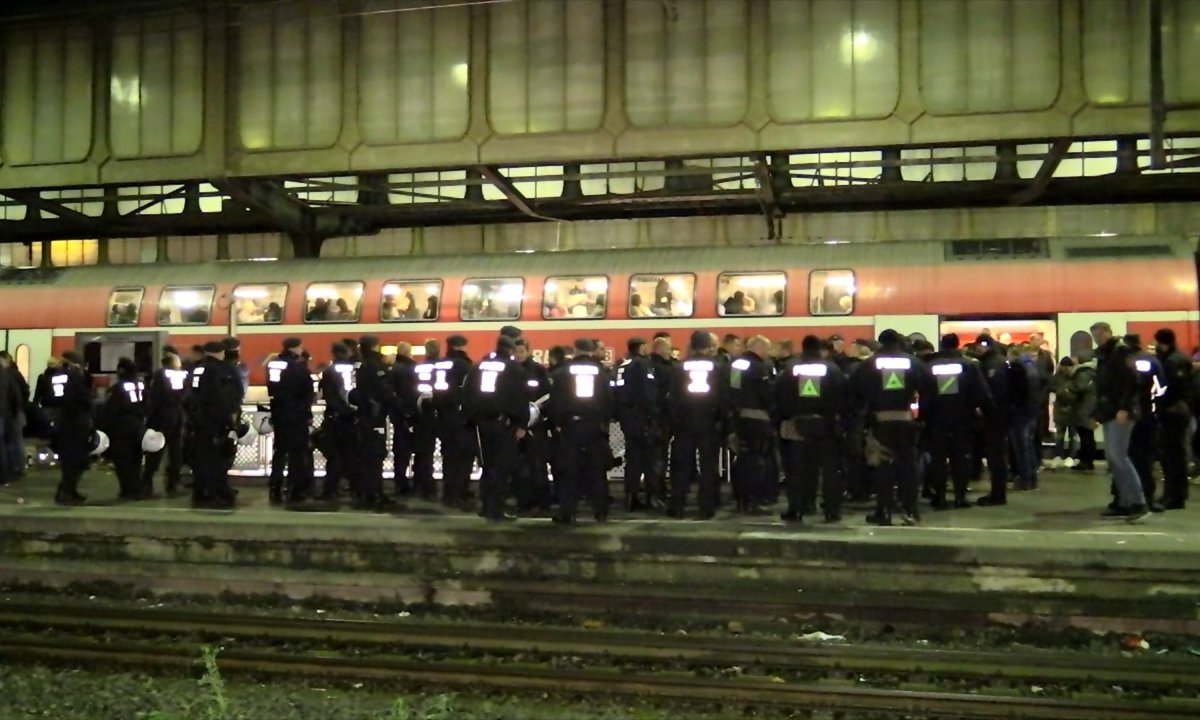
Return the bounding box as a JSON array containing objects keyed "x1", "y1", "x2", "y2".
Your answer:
[
  {"x1": 731, "y1": 418, "x2": 772, "y2": 509},
  {"x1": 390, "y1": 417, "x2": 413, "y2": 495},
  {"x1": 110, "y1": 420, "x2": 145, "y2": 498},
  {"x1": 843, "y1": 415, "x2": 869, "y2": 498},
  {"x1": 55, "y1": 420, "x2": 90, "y2": 498},
  {"x1": 983, "y1": 420, "x2": 1010, "y2": 500},
  {"x1": 190, "y1": 430, "x2": 233, "y2": 504},
  {"x1": 670, "y1": 427, "x2": 721, "y2": 517},
  {"x1": 1130, "y1": 417, "x2": 1158, "y2": 502},
  {"x1": 649, "y1": 426, "x2": 671, "y2": 501},
  {"x1": 437, "y1": 413, "x2": 475, "y2": 504},
  {"x1": 513, "y1": 424, "x2": 551, "y2": 510},
  {"x1": 476, "y1": 419, "x2": 517, "y2": 519},
  {"x1": 357, "y1": 419, "x2": 387, "y2": 501},
  {"x1": 1159, "y1": 411, "x2": 1191, "y2": 504},
  {"x1": 619, "y1": 415, "x2": 656, "y2": 504},
  {"x1": 1075, "y1": 424, "x2": 1097, "y2": 469},
  {"x1": 142, "y1": 420, "x2": 183, "y2": 493},
  {"x1": 319, "y1": 415, "x2": 357, "y2": 498},
  {"x1": 270, "y1": 421, "x2": 313, "y2": 500},
  {"x1": 873, "y1": 421, "x2": 919, "y2": 517},
  {"x1": 927, "y1": 419, "x2": 971, "y2": 505},
  {"x1": 410, "y1": 414, "x2": 437, "y2": 499},
  {"x1": 783, "y1": 424, "x2": 841, "y2": 518},
  {"x1": 555, "y1": 421, "x2": 608, "y2": 521}
]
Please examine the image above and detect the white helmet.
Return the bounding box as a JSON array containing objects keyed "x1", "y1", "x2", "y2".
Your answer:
[
  {"x1": 90, "y1": 430, "x2": 110, "y2": 456},
  {"x1": 237, "y1": 424, "x2": 258, "y2": 446},
  {"x1": 141, "y1": 429, "x2": 166, "y2": 453},
  {"x1": 526, "y1": 402, "x2": 541, "y2": 428},
  {"x1": 253, "y1": 412, "x2": 274, "y2": 435}
]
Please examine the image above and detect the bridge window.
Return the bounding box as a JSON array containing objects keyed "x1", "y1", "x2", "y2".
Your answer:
[
  {"x1": 809, "y1": 270, "x2": 856, "y2": 316},
  {"x1": 629, "y1": 273, "x2": 694, "y2": 318},
  {"x1": 461, "y1": 278, "x2": 522, "y2": 321},
  {"x1": 718, "y1": 272, "x2": 785, "y2": 317},
  {"x1": 233, "y1": 284, "x2": 287, "y2": 325},
  {"x1": 304, "y1": 282, "x2": 363, "y2": 323},
  {"x1": 107, "y1": 288, "x2": 144, "y2": 327},
  {"x1": 544, "y1": 276, "x2": 607, "y2": 320},
  {"x1": 158, "y1": 286, "x2": 215, "y2": 326},
  {"x1": 382, "y1": 280, "x2": 441, "y2": 322}
]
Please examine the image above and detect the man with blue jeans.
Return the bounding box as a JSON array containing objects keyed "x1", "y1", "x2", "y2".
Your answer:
[
  {"x1": 1090, "y1": 322, "x2": 1148, "y2": 520},
  {"x1": 1006, "y1": 344, "x2": 1043, "y2": 491}
]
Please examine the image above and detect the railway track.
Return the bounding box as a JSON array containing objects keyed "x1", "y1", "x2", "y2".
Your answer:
[{"x1": 1, "y1": 601, "x2": 1198, "y2": 719}]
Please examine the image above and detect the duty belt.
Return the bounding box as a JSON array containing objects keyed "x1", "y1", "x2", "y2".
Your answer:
[
  {"x1": 875, "y1": 410, "x2": 913, "y2": 422},
  {"x1": 738, "y1": 408, "x2": 770, "y2": 421}
]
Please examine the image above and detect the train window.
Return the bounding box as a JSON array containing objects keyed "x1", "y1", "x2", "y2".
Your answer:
[
  {"x1": 233, "y1": 284, "x2": 287, "y2": 325},
  {"x1": 461, "y1": 278, "x2": 523, "y2": 321},
  {"x1": 718, "y1": 272, "x2": 785, "y2": 316},
  {"x1": 808, "y1": 270, "x2": 856, "y2": 316},
  {"x1": 107, "y1": 287, "x2": 144, "y2": 327},
  {"x1": 629, "y1": 273, "x2": 694, "y2": 318},
  {"x1": 382, "y1": 280, "x2": 441, "y2": 322},
  {"x1": 304, "y1": 282, "x2": 363, "y2": 323},
  {"x1": 157, "y1": 286, "x2": 215, "y2": 326},
  {"x1": 543, "y1": 276, "x2": 608, "y2": 320}
]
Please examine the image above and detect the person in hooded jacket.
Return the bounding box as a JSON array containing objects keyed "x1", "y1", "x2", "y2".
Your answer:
[
  {"x1": 1069, "y1": 355, "x2": 1098, "y2": 471},
  {"x1": 974, "y1": 334, "x2": 1012, "y2": 506},
  {"x1": 1154, "y1": 328, "x2": 1192, "y2": 509}
]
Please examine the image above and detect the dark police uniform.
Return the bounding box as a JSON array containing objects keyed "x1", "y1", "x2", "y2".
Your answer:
[
  {"x1": 409, "y1": 356, "x2": 440, "y2": 500},
  {"x1": 615, "y1": 353, "x2": 661, "y2": 510},
  {"x1": 267, "y1": 345, "x2": 315, "y2": 504},
  {"x1": 921, "y1": 350, "x2": 991, "y2": 508},
  {"x1": 388, "y1": 354, "x2": 419, "y2": 496},
  {"x1": 185, "y1": 351, "x2": 239, "y2": 508},
  {"x1": 547, "y1": 354, "x2": 613, "y2": 523},
  {"x1": 433, "y1": 341, "x2": 475, "y2": 506},
  {"x1": 318, "y1": 354, "x2": 358, "y2": 500},
  {"x1": 975, "y1": 341, "x2": 1012, "y2": 505},
  {"x1": 728, "y1": 351, "x2": 774, "y2": 512},
  {"x1": 776, "y1": 354, "x2": 848, "y2": 522},
  {"x1": 1130, "y1": 348, "x2": 1166, "y2": 505},
  {"x1": 353, "y1": 343, "x2": 401, "y2": 508},
  {"x1": 49, "y1": 359, "x2": 93, "y2": 505},
  {"x1": 463, "y1": 350, "x2": 530, "y2": 521},
  {"x1": 852, "y1": 344, "x2": 926, "y2": 524},
  {"x1": 648, "y1": 352, "x2": 676, "y2": 501},
  {"x1": 142, "y1": 365, "x2": 188, "y2": 495},
  {"x1": 1155, "y1": 341, "x2": 1192, "y2": 508},
  {"x1": 102, "y1": 365, "x2": 147, "y2": 499},
  {"x1": 667, "y1": 355, "x2": 730, "y2": 519},
  {"x1": 515, "y1": 354, "x2": 552, "y2": 511}
]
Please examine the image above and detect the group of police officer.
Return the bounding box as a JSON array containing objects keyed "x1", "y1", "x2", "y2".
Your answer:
[{"x1": 40, "y1": 320, "x2": 1192, "y2": 525}]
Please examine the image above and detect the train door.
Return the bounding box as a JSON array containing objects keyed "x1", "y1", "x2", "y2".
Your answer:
[{"x1": 6, "y1": 330, "x2": 53, "y2": 383}]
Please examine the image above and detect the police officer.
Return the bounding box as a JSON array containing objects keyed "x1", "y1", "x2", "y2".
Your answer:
[
  {"x1": 513, "y1": 337, "x2": 551, "y2": 512},
  {"x1": 776, "y1": 335, "x2": 848, "y2": 522},
  {"x1": 728, "y1": 335, "x2": 775, "y2": 513},
  {"x1": 50, "y1": 351, "x2": 93, "y2": 506},
  {"x1": 353, "y1": 335, "x2": 401, "y2": 510},
  {"x1": 407, "y1": 339, "x2": 440, "y2": 500},
  {"x1": 1126, "y1": 334, "x2": 1165, "y2": 511},
  {"x1": 922, "y1": 334, "x2": 992, "y2": 510},
  {"x1": 142, "y1": 350, "x2": 188, "y2": 496},
  {"x1": 433, "y1": 335, "x2": 474, "y2": 508},
  {"x1": 852, "y1": 329, "x2": 927, "y2": 526},
  {"x1": 547, "y1": 338, "x2": 613, "y2": 524},
  {"x1": 318, "y1": 342, "x2": 358, "y2": 501},
  {"x1": 266, "y1": 338, "x2": 314, "y2": 505},
  {"x1": 974, "y1": 334, "x2": 1012, "y2": 506},
  {"x1": 185, "y1": 341, "x2": 238, "y2": 509},
  {"x1": 464, "y1": 335, "x2": 530, "y2": 522},
  {"x1": 615, "y1": 337, "x2": 661, "y2": 511},
  {"x1": 1155, "y1": 328, "x2": 1192, "y2": 509},
  {"x1": 648, "y1": 335, "x2": 675, "y2": 505},
  {"x1": 667, "y1": 331, "x2": 731, "y2": 520},
  {"x1": 388, "y1": 342, "x2": 417, "y2": 496},
  {"x1": 103, "y1": 357, "x2": 147, "y2": 500}
]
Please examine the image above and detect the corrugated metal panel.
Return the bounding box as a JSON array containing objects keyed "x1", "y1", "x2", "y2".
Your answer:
[
  {"x1": 767, "y1": 0, "x2": 899, "y2": 121},
  {"x1": 359, "y1": 0, "x2": 469, "y2": 145},
  {"x1": 919, "y1": 0, "x2": 1060, "y2": 115},
  {"x1": 625, "y1": 0, "x2": 748, "y2": 127},
  {"x1": 1083, "y1": 0, "x2": 1200, "y2": 105},
  {"x1": 488, "y1": 0, "x2": 604, "y2": 135},
  {"x1": 238, "y1": 0, "x2": 342, "y2": 151},
  {"x1": 2, "y1": 24, "x2": 93, "y2": 165},
  {"x1": 110, "y1": 13, "x2": 205, "y2": 159}
]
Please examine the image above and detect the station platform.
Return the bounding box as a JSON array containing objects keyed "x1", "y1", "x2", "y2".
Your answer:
[{"x1": 1, "y1": 468, "x2": 1198, "y2": 637}]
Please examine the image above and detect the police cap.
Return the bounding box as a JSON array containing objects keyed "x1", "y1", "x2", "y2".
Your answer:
[
  {"x1": 1123, "y1": 333, "x2": 1141, "y2": 351},
  {"x1": 1155, "y1": 328, "x2": 1176, "y2": 346},
  {"x1": 202, "y1": 340, "x2": 225, "y2": 354},
  {"x1": 447, "y1": 334, "x2": 468, "y2": 349},
  {"x1": 574, "y1": 338, "x2": 596, "y2": 353},
  {"x1": 282, "y1": 337, "x2": 302, "y2": 350},
  {"x1": 359, "y1": 335, "x2": 380, "y2": 352},
  {"x1": 62, "y1": 350, "x2": 84, "y2": 365},
  {"x1": 940, "y1": 333, "x2": 960, "y2": 351},
  {"x1": 500, "y1": 325, "x2": 522, "y2": 339},
  {"x1": 689, "y1": 330, "x2": 713, "y2": 351},
  {"x1": 878, "y1": 329, "x2": 902, "y2": 347},
  {"x1": 331, "y1": 342, "x2": 349, "y2": 358},
  {"x1": 343, "y1": 338, "x2": 359, "y2": 350},
  {"x1": 801, "y1": 335, "x2": 822, "y2": 354},
  {"x1": 223, "y1": 337, "x2": 241, "y2": 351}
]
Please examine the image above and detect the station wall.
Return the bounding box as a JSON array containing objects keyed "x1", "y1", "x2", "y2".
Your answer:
[{"x1": 0, "y1": 0, "x2": 1198, "y2": 189}]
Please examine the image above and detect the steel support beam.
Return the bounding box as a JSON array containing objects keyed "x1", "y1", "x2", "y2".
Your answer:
[
  {"x1": 213, "y1": 177, "x2": 374, "y2": 258},
  {"x1": 752, "y1": 154, "x2": 784, "y2": 241},
  {"x1": 474, "y1": 165, "x2": 556, "y2": 221},
  {"x1": 3, "y1": 189, "x2": 107, "y2": 229},
  {"x1": 1009, "y1": 139, "x2": 1071, "y2": 206},
  {"x1": 1149, "y1": 0, "x2": 1167, "y2": 170}
]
